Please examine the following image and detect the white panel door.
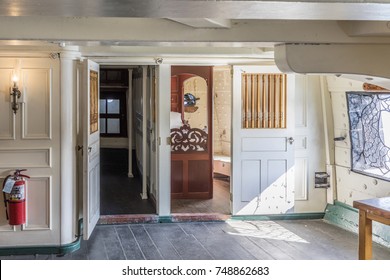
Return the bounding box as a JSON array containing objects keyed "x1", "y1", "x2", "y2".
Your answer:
[
  {"x1": 232, "y1": 65, "x2": 295, "y2": 215},
  {"x1": 82, "y1": 60, "x2": 100, "y2": 239},
  {"x1": 149, "y1": 67, "x2": 158, "y2": 199}
]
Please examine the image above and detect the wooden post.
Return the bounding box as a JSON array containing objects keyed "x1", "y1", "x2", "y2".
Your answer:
[
  {"x1": 251, "y1": 74, "x2": 255, "y2": 128},
  {"x1": 279, "y1": 74, "x2": 282, "y2": 128},
  {"x1": 256, "y1": 74, "x2": 261, "y2": 128},
  {"x1": 267, "y1": 75, "x2": 271, "y2": 128},
  {"x1": 358, "y1": 210, "x2": 373, "y2": 260},
  {"x1": 273, "y1": 74, "x2": 277, "y2": 128},
  {"x1": 262, "y1": 75, "x2": 266, "y2": 128},
  {"x1": 244, "y1": 74, "x2": 249, "y2": 128}
]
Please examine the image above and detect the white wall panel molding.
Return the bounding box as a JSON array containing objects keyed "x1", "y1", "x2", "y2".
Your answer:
[
  {"x1": 0, "y1": 68, "x2": 15, "y2": 140},
  {"x1": 294, "y1": 75, "x2": 309, "y2": 202},
  {"x1": 295, "y1": 75, "x2": 308, "y2": 128},
  {"x1": 21, "y1": 68, "x2": 52, "y2": 140},
  {"x1": 0, "y1": 177, "x2": 15, "y2": 232},
  {"x1": 0, "y1": 57, "x2": 61, "y2": 247},
  {"x1": 295, "y1": 157, "x2": 308, "y2": 200},
  {"x1": 0, "y1": 148, "x2": 51, "y2": 168},
  {"x1": 23, "y1": 176, "x2": 52, "y2": 231},
  {"x1": 294, "y1": 136, "x2": 307, "y2": 151}
]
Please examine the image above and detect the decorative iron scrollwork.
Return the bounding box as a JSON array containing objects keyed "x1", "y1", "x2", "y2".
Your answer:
[{"x1": 170, "y1": 124, "x2": 208, "y2": 152}]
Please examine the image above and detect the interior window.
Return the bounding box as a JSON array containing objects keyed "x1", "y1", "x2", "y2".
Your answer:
[
  {"x1": 99, "y1": 91, "x2": 127, "y2": 137},
  {"x1": 347, "y1": 92, "x2": 390, "y2": 180},
  {"x1": 241, "y1": 73, "x2": 287, "y2": 129}
]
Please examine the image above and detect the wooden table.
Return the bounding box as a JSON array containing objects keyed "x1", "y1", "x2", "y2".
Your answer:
[{"x1": 353, "y1": 197, "x2": 390, "y2": 260}]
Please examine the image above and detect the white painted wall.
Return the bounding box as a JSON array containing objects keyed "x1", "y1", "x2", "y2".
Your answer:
[
  {"x1": 0, "y1": 56, "x2": 61, "y2": 246},
  {"x1": 156, "y1": 64, "x2": 171, "y2": 216},
  {"x1": 326, "y1": 76, "x2": 390, "y2": 206},
  {"x1": 213, "y1": 66, "x2": 232, "y2": 157}
]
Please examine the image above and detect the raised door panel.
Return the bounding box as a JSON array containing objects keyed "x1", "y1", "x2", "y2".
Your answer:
[
  {"x1": 24, "y1": 177, "x2": 51, "y2": 230},
  {"x1": 22, "y1": 68, "x2": 52, "y2": 139},
  {"x1": 188, "y1": 159, "x2": 211, "y2": 195},
  {"x1": 171, "y1": 160, "x2": 184, "y2": 195}
]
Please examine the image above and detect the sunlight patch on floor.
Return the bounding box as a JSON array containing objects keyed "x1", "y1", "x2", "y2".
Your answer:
[{"x1": 225, "y1": 220, "x2": 309, "y2": 243}]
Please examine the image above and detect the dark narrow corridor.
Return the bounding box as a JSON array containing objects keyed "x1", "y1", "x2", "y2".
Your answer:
[{"x1": 100, "y1": 148, "x2": 155, "y2": 215}]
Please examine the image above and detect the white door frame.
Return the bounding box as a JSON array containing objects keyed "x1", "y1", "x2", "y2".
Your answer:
[{"x1": 156, "y1": 64, "x2": 171, "y2": 216}]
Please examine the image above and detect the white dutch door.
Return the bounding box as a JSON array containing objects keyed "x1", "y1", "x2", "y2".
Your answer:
[
  {"x1": 82, "y1": 60, "x2": 100, "y2": 239},
  {"x1": 232, "y1": 65, "x2": 295, "y2": 215}
]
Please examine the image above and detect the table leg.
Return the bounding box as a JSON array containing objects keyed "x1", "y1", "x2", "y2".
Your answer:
[{"x1": 358, "y1": 210, "x2": 372, "y2": 260}]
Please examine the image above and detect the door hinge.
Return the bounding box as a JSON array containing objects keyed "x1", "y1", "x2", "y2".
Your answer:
[
  {"x1": 230, "y1": 193, "x2": 233, "y2": 201},
  {"x1": 77, "y1": 145, "x2": 83, "y2": 156},
  {"x1": 166, "y1": 137, "x2": 171, "y2": 145}
]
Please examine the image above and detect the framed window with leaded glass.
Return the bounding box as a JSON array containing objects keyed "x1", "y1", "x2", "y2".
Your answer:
[{"x1": 347, "y1": 92, "x2": 390, "y2": 180}]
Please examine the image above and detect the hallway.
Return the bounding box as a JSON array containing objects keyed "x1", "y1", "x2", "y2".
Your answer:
[
  {"x1": 100, "y1": 148, "x2": 230, "y2": 217},
  {"x1": 100, "y1": 148, "x2": 155, "y2": 215},
  {"x1": 2, "y1": 219, "x2": 390, "y2": 260}
]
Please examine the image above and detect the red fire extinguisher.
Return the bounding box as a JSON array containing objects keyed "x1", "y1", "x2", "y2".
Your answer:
[{"x1": 2, "y1": 169, "x2": 30, "y2": 226}]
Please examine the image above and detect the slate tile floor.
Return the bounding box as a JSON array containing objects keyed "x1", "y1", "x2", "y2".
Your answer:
[{"x1": 2, "y1": 219, "x2": 390, "y2": 260}]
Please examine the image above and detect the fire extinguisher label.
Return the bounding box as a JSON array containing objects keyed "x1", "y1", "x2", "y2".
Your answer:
[
  {"x1": 10, "y1": 185, "x2": 25, "y2": 201},
  {"x1": 2, "y1": 178, "x2": 16, "y2": 194}
]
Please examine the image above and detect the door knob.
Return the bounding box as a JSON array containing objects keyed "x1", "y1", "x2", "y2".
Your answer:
[{"x1": 288, "y1": 137, "x2": 295, "y2": 145}]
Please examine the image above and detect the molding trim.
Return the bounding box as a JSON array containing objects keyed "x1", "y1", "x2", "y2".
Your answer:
[
  {"x1": 0, "y1": 219, "x2": 82, "y2": 256},
  {"x1": 324, "y1": 200, "x2": 390, "y2": 248},
  {"x1": 231, "y1": 212, "x2": 325, "y2": 221}
]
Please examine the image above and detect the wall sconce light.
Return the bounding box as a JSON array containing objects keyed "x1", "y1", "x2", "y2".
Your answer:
[{"x1": 10, "y1": 76, "x2": 21, "y2": 114}]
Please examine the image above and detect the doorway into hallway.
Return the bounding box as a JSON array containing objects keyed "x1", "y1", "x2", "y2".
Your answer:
[{"x1": 99, "y1": 67, "x2": 156, "y2": 221}]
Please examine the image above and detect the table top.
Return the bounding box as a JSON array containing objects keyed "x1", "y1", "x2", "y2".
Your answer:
[{"x1": 353, "y1": 197, "x2": 390, "y2": 218}]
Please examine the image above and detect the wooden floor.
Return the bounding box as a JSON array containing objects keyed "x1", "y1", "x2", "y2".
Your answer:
[
  {"x1": 171, "y1": 176, "x2": 230, "y2": 214},
  {"x1": 100, "y1": 148, "x2": 156, "y2": 215},
  {"x1": 100, "y1": 148, "x2": 229, "y2": 216},
  {"x1": 2, "y1": 219, "x2": 390, "y2": 260}
]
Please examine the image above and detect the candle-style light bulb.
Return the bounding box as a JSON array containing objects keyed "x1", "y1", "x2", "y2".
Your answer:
[{"x1": 12, "y1": 75, "x2": 18, "y2": 87}]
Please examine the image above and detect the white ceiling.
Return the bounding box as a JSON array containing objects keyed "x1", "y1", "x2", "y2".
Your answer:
[
  {"x1": 1, "y1": 0, "x2": 390, "y2": 63},
  {"x1": 2, "y1": 0, "x2": 390, "y2": 20}
]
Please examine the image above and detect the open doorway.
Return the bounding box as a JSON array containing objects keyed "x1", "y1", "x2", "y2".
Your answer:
[
  {"x1": 170, "y1": 66, "x2": 232, "y2": 217},
  {"x1": 99, "y1": 67, "x2": 156, "y2": 218}
]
